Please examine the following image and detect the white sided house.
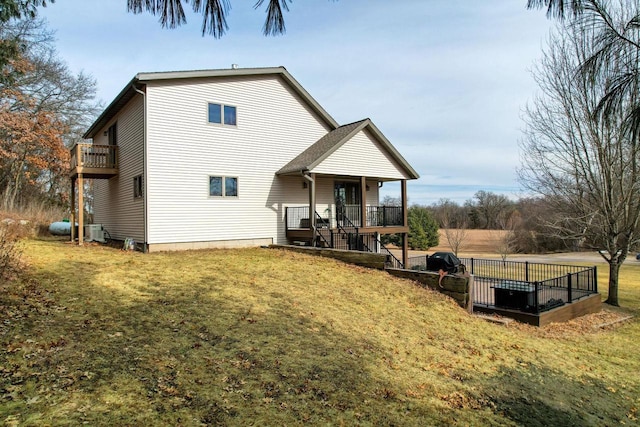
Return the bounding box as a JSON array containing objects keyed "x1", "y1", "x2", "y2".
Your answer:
[{"x1": 70, "y1": 67, "x2": 419, "y2": 265}]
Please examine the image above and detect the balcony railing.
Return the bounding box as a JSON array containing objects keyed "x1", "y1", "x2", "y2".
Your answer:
[
  {"x1": 286, "y1": 205, "x2": 404, "y2": 230},
  {"x1": 365, "y1": 206, "x2": 403, "y2": 227},
  {"x1": 70, "y1": 143, "x2": 119, "y2": 172}
]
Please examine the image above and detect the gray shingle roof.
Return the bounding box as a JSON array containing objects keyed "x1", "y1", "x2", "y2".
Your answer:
[{"x1": 277, "y1": 119, "x2": 419, "y2": 180}]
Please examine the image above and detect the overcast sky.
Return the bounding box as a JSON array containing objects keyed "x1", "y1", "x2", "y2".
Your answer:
[{"x1": 39, "y1": 0, "x2": 554, "y2": 205}]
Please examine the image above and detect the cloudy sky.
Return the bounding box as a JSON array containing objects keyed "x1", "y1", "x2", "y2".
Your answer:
[{"x1": 39, "y1": 0, "x2": 554, "y2": 205}]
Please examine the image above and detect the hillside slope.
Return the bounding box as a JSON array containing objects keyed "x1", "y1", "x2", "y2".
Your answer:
[{"x1": 0, "y1": 239, "x2": 638, "y2": 426}]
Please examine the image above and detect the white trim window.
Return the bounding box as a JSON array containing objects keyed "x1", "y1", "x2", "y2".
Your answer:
[
  {"x1": 209, "y1": 176, "x2": 238, "y2": 197},
  {"x1": 208, "y1": 102, "x2": 237, "y2": 126}
]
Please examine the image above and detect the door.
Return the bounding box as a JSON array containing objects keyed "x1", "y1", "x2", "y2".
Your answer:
[
  {"x1": 334, "y1": 181, "x2": 361, "y2": 226},
  {"x1": 107, "y1": 122, "x2": 117, "y2": 167}
]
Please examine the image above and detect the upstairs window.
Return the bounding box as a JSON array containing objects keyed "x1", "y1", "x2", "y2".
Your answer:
[
  {"x1": 108, "y1": 122, "x2": 117, "y2": 145},
  {"x1": 209, "y1": 176, "x2": 238, "y2": 197},
  {"x1": 208, "y1": 103, "x2": 237, "y2": 126}
]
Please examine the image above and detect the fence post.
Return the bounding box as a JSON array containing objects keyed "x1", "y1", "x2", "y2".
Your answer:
[
  {"x1": 534, "y1": 281, "x2": 539, "y2": 314},
  {"x1": 525, "y1": 261, "x2": 529, "y2": 282},
  {"x1": 567, "y1": 273, "x2": 573, "y2": 303},
  {"x1": 285, "y1": 207, "x2": 289, "y2": 232},
  {"x1": 593, "y1": 266, "x2": 598, "y2": 293},
  {"x1": 471, "y1": 258, "x2": 474, "y2": 275}
]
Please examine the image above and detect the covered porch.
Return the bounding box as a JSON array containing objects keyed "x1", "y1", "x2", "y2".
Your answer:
[
  {"x1": 275, "y1": 119, "x2": 418, "y2": 268},
  {"x1": 283, "y1": 174, "x2": 410, "y2": 268}
]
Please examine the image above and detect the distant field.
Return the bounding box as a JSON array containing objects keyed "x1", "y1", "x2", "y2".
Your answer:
[{"x1": 427, "y1": 229, "x2": 507, "y2": 255}]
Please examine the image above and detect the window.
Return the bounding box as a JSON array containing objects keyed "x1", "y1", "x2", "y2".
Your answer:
[
  {"x1": 223, "y1": 105, "x2": 236, "y2": 125},
  {"x1": 208, "y1": 103, "x2": 237, "y2": 126},
  {"x1": 108, "y1": 122, "x2": 117, "y2": 145},
  {"x1": 108, "y1": 122, "x2": 117, "y2": 165},
  {"x1": 208, "y1": 103, "x2": 222, "y2": 124},
  {"x1": 225, "y1": 177, "x2": 238, "y2": 197},
  {"x1": 133, "y1": 175, "x2": 143, "y2": 198},
  {"x1": 209, "y1": 176, "x2": 238, "y2": 197}
]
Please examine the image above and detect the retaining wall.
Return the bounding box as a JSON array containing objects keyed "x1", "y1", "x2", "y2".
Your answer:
[{"x1": 386, "y1": 269, "x2": 473, "y2": 312}]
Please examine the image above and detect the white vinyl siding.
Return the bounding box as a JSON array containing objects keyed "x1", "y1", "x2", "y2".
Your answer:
[
  {"x1": 312, "y1": 129, "x2": 410, "y2": 180},
  {"x1": 145, "y1": 75, "x2": 332, "y2": 245},
  {"x1": 93, "y1": 96, "x2": 145, "y2": 242}
]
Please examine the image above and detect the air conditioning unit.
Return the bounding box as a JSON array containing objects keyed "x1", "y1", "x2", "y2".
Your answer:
[{"x1": 85, "y1": 224, "x2": 106, "y2": 243}]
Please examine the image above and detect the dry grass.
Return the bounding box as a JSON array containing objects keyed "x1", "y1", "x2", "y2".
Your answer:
[{"x1": 0, "y1": 238, "x2": 639, "y2": 426}]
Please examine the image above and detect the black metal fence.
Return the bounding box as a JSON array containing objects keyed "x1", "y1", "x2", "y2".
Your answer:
[
  {"x1": 286, "y1": 206, "x2": 403, "y2": 230},
  {"x1": 326, "y1": 231, "x2": 375, "y2": 252},
  {"x1": 459, "y1": 257, "x2": 594, "y2": 283},
  {"x1": 407, "y1": 255, "x2": 598, "y2": 314},
  {"x1": 365, "y1": 206, "x2": 403, "y2": 227},
  {"x1": 375, "y1": 236, "x2": 404, "y2": 269},
  {"x1": 286, "y1": 206, "x2": 310, "y2": 230}
]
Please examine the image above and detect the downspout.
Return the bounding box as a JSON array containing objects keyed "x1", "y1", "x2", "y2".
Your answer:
[
  {"x1": 133, "y1": 85, "x2": 148, "y2": 252},
  {"x1": 302, "y1": 171, "x2": 316, "y2": 245}
]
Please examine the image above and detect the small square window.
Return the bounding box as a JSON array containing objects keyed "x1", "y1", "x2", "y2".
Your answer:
[
  {"x1": 209, "y1": 176, "x2": 223, "y2": 196},
  {"x1": 224, "y1": 105, "x2": 237, "y2": 126},
  {"x1": 209, "y1": 176, "x2": 238, "y2": 197},
  {"x1": 225, "y1": 177, "x2": 238, "y2": 197},
  {"x1": 208, "y1": 102, "x2": 236, "y2": 126},
  {"x1": 208, "y1": 103, "x2": 222, "y2": 124}
]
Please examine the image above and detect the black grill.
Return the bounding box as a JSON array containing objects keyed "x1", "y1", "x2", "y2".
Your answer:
[{"x1": 426, "y1": 252, "x2": 461, "y2": 274}]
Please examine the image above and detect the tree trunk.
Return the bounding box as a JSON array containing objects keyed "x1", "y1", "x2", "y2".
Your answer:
[{"x1": 605, "y1": 259, "x2": 620, "y2": 306}]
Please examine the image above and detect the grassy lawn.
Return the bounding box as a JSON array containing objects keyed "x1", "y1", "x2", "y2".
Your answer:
[{"x1": 1, "y1": 239, "x2": 639, "y2": 426}]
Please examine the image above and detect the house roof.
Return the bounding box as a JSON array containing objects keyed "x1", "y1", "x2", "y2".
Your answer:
[
  {"x1": 276, "y1": 118, "x2": 420, "y2": 180},
  {"x1": 83, "y1": 66, "x2": 339, "y2": 139}
]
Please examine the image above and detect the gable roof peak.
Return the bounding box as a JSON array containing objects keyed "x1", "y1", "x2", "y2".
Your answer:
[
  {"x1": 277, "y1": 117, "x2": 419, "y2": 180},
  {"x1": 83, "y1": 66, "x2": 337, "y2": 139}
]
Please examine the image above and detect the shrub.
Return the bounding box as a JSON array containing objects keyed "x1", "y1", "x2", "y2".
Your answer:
[
  {"x1": 408, "y1": 206, "x2": 439, "y2": 250},
  {"x1": 0, "y1": 223, "x2": 22, "y2": 281}
]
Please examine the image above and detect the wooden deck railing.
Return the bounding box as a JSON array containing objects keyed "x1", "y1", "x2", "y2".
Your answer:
[{"x1": 70, "y1": 143, "x2": 119, "y2": 170}]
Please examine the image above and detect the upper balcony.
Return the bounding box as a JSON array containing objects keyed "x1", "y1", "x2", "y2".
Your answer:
[{"x1": 70, "y1": 143, "x2": 119, "y2": 179}]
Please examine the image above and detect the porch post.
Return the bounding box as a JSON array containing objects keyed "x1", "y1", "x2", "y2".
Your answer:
[
  {"x1": 360, "y1": 176, "x2": 367, "y2": 228},
  {"x1": 70, "y1": 178, "x2": 76, "y2": 243},
  {"x1": 308, "y1": 173, "x2": 317, "y2": 246},
  {"x1": 78, "y1": 174, "x2": 84, "y2": 246},
  {"x1": 401, "y1": 179, "x2": 408, "y2": 266}
]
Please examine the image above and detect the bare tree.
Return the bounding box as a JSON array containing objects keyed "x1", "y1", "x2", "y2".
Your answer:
[
  {"x1": 519, "y1": 0, "x2": 640, "y2": 306},
  {"x1": 0, "y1": 17, "x2": 100, "y2": 210},
  {"x1": 491, "y1": 210, "x2": 519, "y2": 265},
  {"x1": 469, "y1": 191, "x2": 513, "y2": 230},
  {"x1": 529, "y1": 0, "x2": 640, "y2": 141},
  {"x1": 433, "y1": 198, "x2": 469, "y2": 256},
  {"x1": 491, "y1": 229, "x2": 515, "y2": 265}
]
